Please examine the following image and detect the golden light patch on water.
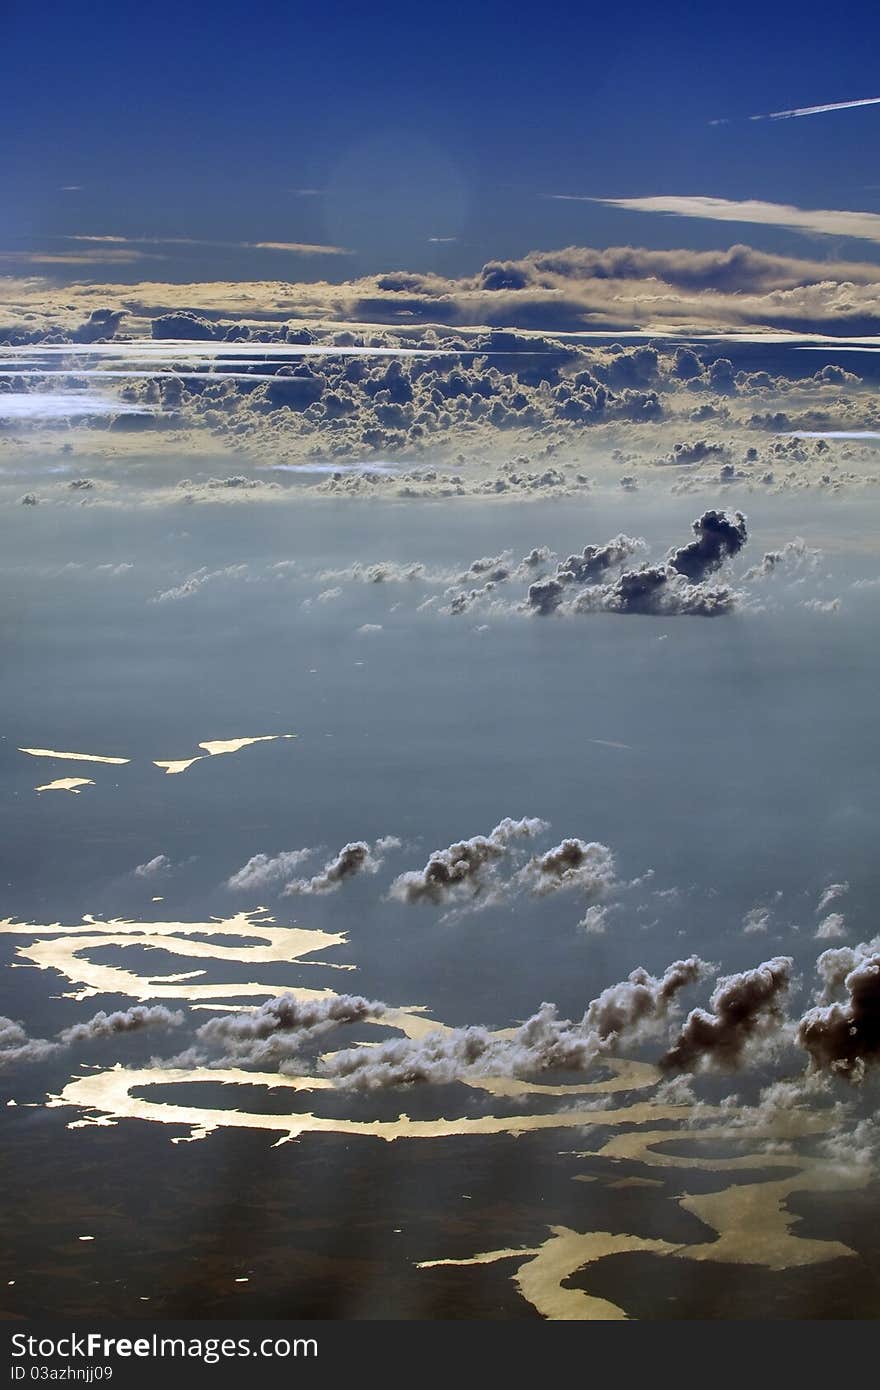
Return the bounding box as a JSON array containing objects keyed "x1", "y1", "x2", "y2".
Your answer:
[
  {"x1": 2, "y1": 905, "x2": 871, "y2": 1320},
  {"x1": 517, "y1": 1230, "x2": 680, "y2": 1320},
  {"x1": 20, "y1": 748, "x2": 129, "y2": 765},
  {"x1": 420, "y1": 1111, "x2": 871, "y2": 1318},
  {"x1": 0, "y1": 909, "x2": 364, "y2": 1005},
  {"x1": 154, "y1": 734, "x2": 296, "y2": 774},
  {"x1": 198, "y1": 736, "x2": 296, "y2": 756},
  {"x1": 587, "y1": 1123, "x2": 863, "y2": 1269},
  {"x1": 52, "y1": 1065, "x2": 697, "y2": 1145},
  {"x1": 35, "y1": 778, "x2": 95, "y2": 794},
  {"x1": 464, "y1": 1058, "x2": 660, "y2": 1100},
  {"x1": 21, "y1": 735, "x2": 295, "y2": 778}
]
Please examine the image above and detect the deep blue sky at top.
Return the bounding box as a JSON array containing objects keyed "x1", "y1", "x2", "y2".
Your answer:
[{"x1": 3, "y1": 0, "x2": 880, "y2": 281}]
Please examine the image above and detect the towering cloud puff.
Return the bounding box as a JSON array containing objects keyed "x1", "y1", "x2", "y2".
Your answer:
[
  {"x1": 556, "y1": 535, "x2": 645, "y2": 585},
  {"x1": 798, "y1": 946, "x2": 880, "y2": 1079},
  {"x1": 525, "y1": 514, "x2": 747, "y2": 619},
  {"x1": 387, "y1": 816, "x2": 548, "y2": 906},
  {"x1": 283, "y1": 837, "x2": 401, "y2": 896},
  {"x1": 323, "y1": 956, "x2": 710, "y2": 1089},
  {"x1": 668, "y1": 510, "x2": 748, "y2": 583},
  {"x1": 660, "y1": 956, "x2": 793, "y2": 1071},
  {"x1": 573, "y1": 566, "x2": 740, "y2": 617},
  {"x1": 527, "y1": 534, "x2": 645, "y2": 614},
  {"x1": 193, "y1": 993, "x2": 387, "y2": 1069},
  {"x1": 227, "y1": 836, "x2": 399, "y2": 894},
  {"x1": 519, "y1": 838, "x2": 617, "y2": 901}
]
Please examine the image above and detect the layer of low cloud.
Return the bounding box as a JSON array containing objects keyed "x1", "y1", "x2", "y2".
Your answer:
[
  {"x1": 323, "y1": 956, "x2": 709, "y2": 1089},
  {"x1": 190, "y1": 993, "x2": 386, "y2": 1071},
  {"x1": 0, "y1": 1005, "x2": 182, "y2": 1068}
]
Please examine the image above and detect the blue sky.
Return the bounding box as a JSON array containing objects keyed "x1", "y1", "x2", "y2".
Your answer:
[{"x1": 3, "y1": 0, "x2": 880, "y2": 281}]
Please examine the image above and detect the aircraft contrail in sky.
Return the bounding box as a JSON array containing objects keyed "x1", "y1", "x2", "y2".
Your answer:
[
  {"x1": 753, "y1": 94, "x2": 880, "y2": 121},
  {"x1": 710, "y1": 95, "x2": 880, "y2": 125}
]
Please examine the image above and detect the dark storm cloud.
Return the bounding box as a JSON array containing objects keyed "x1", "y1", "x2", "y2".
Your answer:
[
  {"x1": 798, "y1": 943, "x2": 880, "y2": 1079},
  {"x1": 387, "y1": 816, "x2": 549, "y2": 907},
  {"x1": 518, "y1": 838, "x2": 617, "y2": 901},
  {"x1": 194, "y1": 993, "x2": 386, "y2": 1070},
  {"x1": 668, "y1": 509, "x2": 748, "y2": 583},
  {"x1": 526, "y1": 515, "x2": 746, "y2": 619},
  {"x1": 322, "y1": 956, "x2": 709, "y2": 1089},
  {"x1": 527, "y1": 576, "x2": 567, "y2": 615},
  {"x1": 571, "y1": 565, "x2": 741, "y2": 617},
  {"x1": 282, "y1": 837, "x2": 401, "y2": 896},
  {"x1": 660, "y1": 956, "x2": 794, "y2": 1072},
  {"x1": 526, "y1": 534, "x2": 645, "y2": 614},
  {"x1": 556, "y1": 535, "x2": 645, "y2": 584},
  {"x1": 227, "y1": 836, "x2": 400, "y2": 895}
]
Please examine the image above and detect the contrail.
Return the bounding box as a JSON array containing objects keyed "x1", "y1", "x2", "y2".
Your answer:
[
  {"x1": 753, "y1": 95, "x2": 880, "y2": 121},
  {"x1": 709, "y1": 95, "x2": 880, "y2": 126}
]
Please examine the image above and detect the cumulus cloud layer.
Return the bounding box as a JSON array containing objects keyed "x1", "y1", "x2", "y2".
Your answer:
[
  {"x1": 525, "y1": 512, "x2": 748, "y2": 620},
  {"x1": 192, "y1": 993, "x2": 386, "y2": 1070},
  {"x1": 323, "y1": 956, "x2": 709, "y2": 1089},
  {"x1": 8, "y1": 239, "x2": 880, "y2": 347},
  {"x1": 0, "y1": 1005, "x2": 183, "y2": 1068},
  {"x1": 387, "y1": 816, "x2": 549, "y2": 908}
]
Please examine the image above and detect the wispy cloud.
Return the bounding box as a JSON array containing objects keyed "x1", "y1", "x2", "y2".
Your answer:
[
  {"x1": 66, "y1": 234, "x2": 350, "y2": 256},
  {"x1": 584, "y1": 194, "x2": 880, "y2": 245},
  {"x1": 0, "y1": 249, "x2": 163, "y2": 266}
]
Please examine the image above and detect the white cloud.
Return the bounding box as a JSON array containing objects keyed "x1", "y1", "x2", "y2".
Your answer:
[{"x1": 590, "y1": 195, "x2": 880, "y2": 246}]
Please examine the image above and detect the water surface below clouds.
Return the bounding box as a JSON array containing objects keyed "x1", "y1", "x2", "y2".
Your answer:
[{"x1": 1, "y1": 485, "x2": 879, "y2": 1317}]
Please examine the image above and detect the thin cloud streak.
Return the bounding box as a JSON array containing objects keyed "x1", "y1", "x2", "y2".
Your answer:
[
  {"x1": 0, "y1": 250, "x2": 164, "y2": 266},
  {"x1": 65, "y1": 235, "x2": 351, "y2": 256},
  {"x1": 583, "y1": 194, "x2": 880, "y2": 246}
]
